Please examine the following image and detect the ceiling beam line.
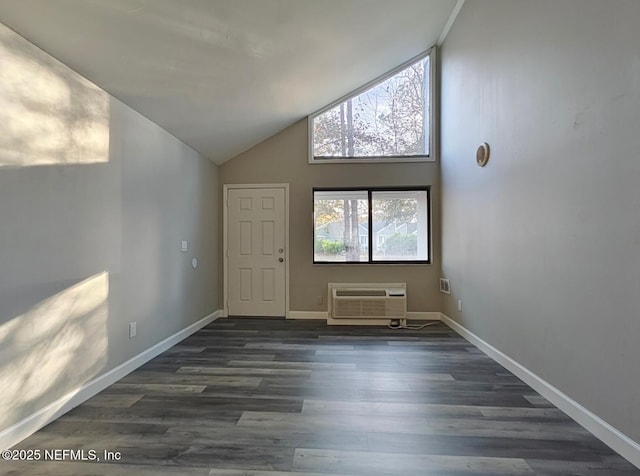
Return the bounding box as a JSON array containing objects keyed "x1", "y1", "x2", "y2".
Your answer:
[{"x1": 437, "y1": 0, "x2": 465, "y2": 46}]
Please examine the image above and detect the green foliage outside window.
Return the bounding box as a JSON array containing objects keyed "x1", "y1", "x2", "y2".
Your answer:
[
  {"x1": 382, "y1": 233, "x2": 417, "y2": 256},
  {"x1": 315, "y1": 239, "x2": 345, "y2": 255}
]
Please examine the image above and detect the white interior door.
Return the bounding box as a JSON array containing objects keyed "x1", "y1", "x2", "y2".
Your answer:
[{"x1": 227, "y1": 187, "x2": 286, "y2": 316}]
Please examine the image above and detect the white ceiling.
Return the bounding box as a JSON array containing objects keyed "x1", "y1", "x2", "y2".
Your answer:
[{"x1": 0, "y1": 0, "x2": 457, "y2": 164}]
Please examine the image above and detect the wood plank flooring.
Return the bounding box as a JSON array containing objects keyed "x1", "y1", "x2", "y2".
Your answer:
[{"x1": 4, "y1": 317, "x2": 639, "y2": 475}]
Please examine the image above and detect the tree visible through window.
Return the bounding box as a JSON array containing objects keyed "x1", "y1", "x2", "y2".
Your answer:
[{"x1": 311, "y1": 50, "x2": 431, "y2": 161}]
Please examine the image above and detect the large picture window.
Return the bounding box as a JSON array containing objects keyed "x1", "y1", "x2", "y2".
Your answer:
[
  {"x1": 313, "y1": 188, "x2": 430, "y2": 263},
  {"x1": 310, "y1": 49, "x2": 433, "y2": 163}
]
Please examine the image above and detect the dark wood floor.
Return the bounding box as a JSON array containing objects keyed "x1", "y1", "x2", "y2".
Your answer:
[{"x1": 4, "y1": 317, "x2": 639, "y2": 475}]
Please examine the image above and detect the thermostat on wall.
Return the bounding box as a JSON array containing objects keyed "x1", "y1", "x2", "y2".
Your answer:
[{"x1": 476, "y1": 142, "x2": 490, "y2": 167}]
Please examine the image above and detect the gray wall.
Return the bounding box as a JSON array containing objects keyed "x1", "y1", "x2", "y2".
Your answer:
[
  {"x1": 220, "y1": 118, "x2": 440, "y2": 313},
  {"x1": 0, "y1": 23, "x2": 219, "y2": 432},
  {"x1": 440, "y1": 0, "x2": 640, "y2": 442}
]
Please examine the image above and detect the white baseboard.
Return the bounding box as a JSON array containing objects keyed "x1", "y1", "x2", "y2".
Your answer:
[
  {"x1": 326, "y1": 312, "x2": 440, "y2": 326},
  {"x1": 287, "y1": 311, "x2": 328, "y2": 320},
  {"x1": 288, "y1": 311, "x2": 440, "y2": 325},
  {"x1": 326, "y1": 317, "x2": 392, "y2": 326},
  {"x1": 407, "y1": 312, "x2": 441, "y2": 321},
  {"x1": 440, "y1": 313, "x2": 640, "y2": 470},
  {"x1": 0, "y1": 310, "x2": 223, "y2": 451}
]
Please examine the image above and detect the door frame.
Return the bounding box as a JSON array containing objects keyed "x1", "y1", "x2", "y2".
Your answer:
[{"x1": 223, "y1": 183, "x2": 290, "y2": 318}]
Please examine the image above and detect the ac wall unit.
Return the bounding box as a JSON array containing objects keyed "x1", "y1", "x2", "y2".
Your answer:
[{"x1": 329, "y1": 283, "x2": 407, "y2": 319}]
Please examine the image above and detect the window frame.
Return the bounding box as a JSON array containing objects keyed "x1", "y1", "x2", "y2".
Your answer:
[
  {"x1": 313, "y1": 186, "x2": 431, "y2": 265},
  {"x1": 308, "y1": 47, "x2": 437, "y2": 164}
]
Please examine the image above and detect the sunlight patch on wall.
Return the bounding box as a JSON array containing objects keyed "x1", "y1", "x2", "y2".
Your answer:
[
  {"x1": 0, "y1": 24, "x2": 109, "y2": 168},
  {"x1": 0, "y1": 272, "x2": 109, "y2": 429}
]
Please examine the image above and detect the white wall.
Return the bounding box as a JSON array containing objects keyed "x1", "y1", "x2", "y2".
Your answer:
[
  {"x1": 0, "y1": 23, "x2": 219, "y2": 435},
  {"x1": 441, "y1": 0, "x2": 640, "y2": 444}
]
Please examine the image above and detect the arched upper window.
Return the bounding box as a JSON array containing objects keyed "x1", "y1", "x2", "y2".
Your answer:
[{"x1": 309, "y1": 48, "x2": 434, "y2": 163}]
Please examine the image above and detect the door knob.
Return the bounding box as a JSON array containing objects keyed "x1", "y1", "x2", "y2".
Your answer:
[{"x1": 278, "y1": 257, "x2": 284, "y2": 262}]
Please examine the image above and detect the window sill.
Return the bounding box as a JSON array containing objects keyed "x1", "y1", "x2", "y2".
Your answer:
[
  {"x1": 309, "y1": 156, "x2": 434, "y2": 165},
  {"x1": 313, "y1": 261, "x2": 431, "y2": 266}
]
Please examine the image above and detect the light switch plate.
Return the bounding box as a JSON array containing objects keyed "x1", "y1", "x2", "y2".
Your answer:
[{"x1": 181, "y1": 240, "x2": 188, "y2": 252}]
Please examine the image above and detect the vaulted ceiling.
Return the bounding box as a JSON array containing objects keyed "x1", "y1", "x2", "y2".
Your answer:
[{"x1": 0, "y1": 0, "x2": 458, "y2": 164}]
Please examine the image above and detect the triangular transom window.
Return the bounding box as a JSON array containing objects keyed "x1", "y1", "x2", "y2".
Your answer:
[{"x1": 310, "y1": 49, "x2": 432, "y2": 163}]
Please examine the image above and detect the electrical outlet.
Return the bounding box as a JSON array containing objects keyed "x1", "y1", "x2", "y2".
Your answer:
[
  {"x1": 457, "y1": 299, "x2": 462, "y2": 312},
  {"x1": 129, "y1": 322, "x2": 137, "y2": 338}
]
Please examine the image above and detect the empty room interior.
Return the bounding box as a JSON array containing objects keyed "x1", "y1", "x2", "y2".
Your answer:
[{"x1": 1, "y1": 0, "x2": 639, "y2": 474}]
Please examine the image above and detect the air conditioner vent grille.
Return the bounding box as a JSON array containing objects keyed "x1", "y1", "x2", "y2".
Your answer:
[
  {"x1": 439, "y1": 278, "x2": 451, "y2": 294},
  {"x1": 335, "y1": 289, "x2": 386, "y2": 297},
  {"x1": 329, "y1": 284, "x2": 407, "y2": 319}
]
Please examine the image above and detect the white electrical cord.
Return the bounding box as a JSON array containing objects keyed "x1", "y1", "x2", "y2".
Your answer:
[{"x1": 388, "y1": 320, "x2": 439, "y2": 330}]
